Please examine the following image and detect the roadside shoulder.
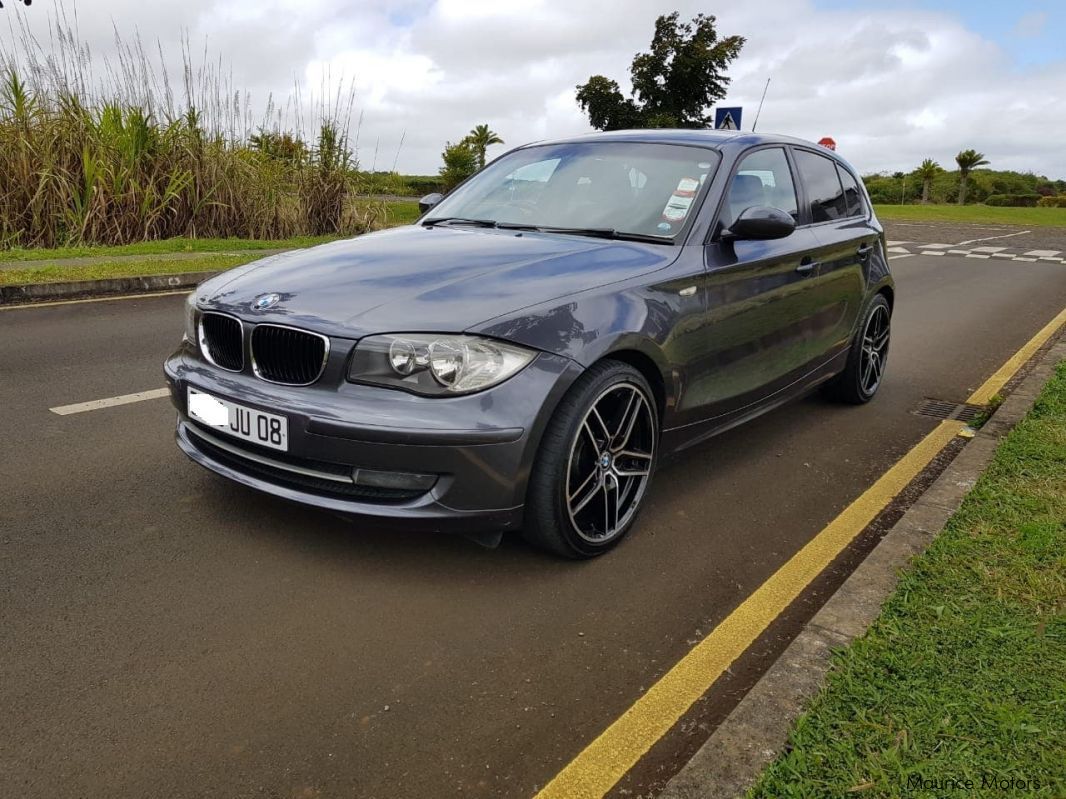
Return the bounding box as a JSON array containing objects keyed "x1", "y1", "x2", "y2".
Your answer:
[{"x1": 660, "y1": 333, "x2": 1066, "y2": 799}]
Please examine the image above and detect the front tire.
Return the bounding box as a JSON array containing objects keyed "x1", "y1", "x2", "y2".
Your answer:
[
  {"x1": 823, "y1": 293, "x2": 891, "y2": 404},
  {"x1": 523, "y1": 361, "x2": 658, "y2": 558}
]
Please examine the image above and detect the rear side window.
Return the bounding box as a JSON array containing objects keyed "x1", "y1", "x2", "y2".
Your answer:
[
  {"x1": 837, "y1": 166, "x2": 864, "y2": 217},
  {"x1": 794, "y1": 150, "x2": 847, "y2": 223},
  {"x1": 725, "y1": 147, "x2": 799, "y2": 225}
]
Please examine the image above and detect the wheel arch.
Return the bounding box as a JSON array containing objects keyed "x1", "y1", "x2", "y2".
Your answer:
[
  {"x1": 598, "y1": 348, "x2": 667, "y2": 423},
  {"x1": 877, "y1": 284, "x2": 895, "y2": 312}
]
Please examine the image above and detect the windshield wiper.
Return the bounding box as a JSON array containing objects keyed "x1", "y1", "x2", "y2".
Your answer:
[
  {"x1": 422, "y1": 218, "x2": 672, "y2": 245},
  {"x1": 422, "y1": 217, "x2": 498, "y2": 228},
  {"x1": 528, "y1": 226, "x2": 673, "y2": 245}
]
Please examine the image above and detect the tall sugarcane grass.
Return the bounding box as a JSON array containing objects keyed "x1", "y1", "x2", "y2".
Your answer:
[{"x1": 0, "y1": 10, "x2": 381, "y2": 249}]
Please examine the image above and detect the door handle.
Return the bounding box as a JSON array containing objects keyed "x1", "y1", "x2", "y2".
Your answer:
[
  {"x1": 857, "y1": 243, "x2": 874, "y2": 259},
  {"x1": 796, "y1": 258, "x2": 818, "y2": 275}
]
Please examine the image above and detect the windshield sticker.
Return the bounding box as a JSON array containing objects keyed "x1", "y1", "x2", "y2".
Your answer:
[
  {"x1": 657, "y1": 222, "x2": 673, "y2": 233},
  {"x1": 662, "y1": 176, "x2": 699, "y2": 222}
]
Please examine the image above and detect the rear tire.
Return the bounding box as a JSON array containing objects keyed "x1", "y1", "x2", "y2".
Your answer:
[
  {"x1": 823, "y1": 293, "x2": 891, "y2": 404},
  {"x1": 523, "y1": 361, "x2": 658, "y2": 558}
]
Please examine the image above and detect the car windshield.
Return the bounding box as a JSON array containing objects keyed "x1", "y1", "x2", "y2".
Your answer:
[{"x1": 425, "y1": 142, "x2": 719, "y2": 241}]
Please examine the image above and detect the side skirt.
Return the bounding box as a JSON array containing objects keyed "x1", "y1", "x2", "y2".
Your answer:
[{"x1": 659, "y1": 348, "x2": 850, "y2": 458}]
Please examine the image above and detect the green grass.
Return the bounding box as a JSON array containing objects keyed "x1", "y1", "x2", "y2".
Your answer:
[
  {"x1": 749, "y1": 362, "x2": 1066, "y2": 798},
  {"x1": 874, "y1": 204, "x2": 1066, "y2": 227},
  {"x1": 0, "y1": 254, "x2": 257, "y2": 285},
  {"x1": 0, "y1": 235, "x2": 343, "y2": 263},
  {"x1": 0, "y1": 202, "x2": 419, "y2": 263},
  {"x1": 374, "y1": 200, "x2": 421, "y2": 226}
]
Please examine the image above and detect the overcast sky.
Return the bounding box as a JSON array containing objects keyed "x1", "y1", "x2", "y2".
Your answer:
[{"x1": 3, "y1": 0, "x2": 1064, "y2": 178}]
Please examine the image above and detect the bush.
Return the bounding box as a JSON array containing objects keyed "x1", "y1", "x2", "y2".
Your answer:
[
  {"x1": 1037, "y1": 195, "x2": 1066, "y2": 208},
  {"x1": 404, "y1": 176, "x2": 444, "y2": 196},
  {"x1": 984, "y1": 193, "x2": 1041, "y2": 207}
]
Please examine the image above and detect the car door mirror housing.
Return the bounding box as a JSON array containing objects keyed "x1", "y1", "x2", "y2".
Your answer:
[
  {"x1": 724, "y1": 206, "x2": 796, "y2": 241},
  {"x1": 418, "y1": 193, "x2": 444, "y2": 214}
]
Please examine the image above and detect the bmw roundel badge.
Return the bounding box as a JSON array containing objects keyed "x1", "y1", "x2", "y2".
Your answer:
[{"x1": 253, "y1": 293, "x2": 281, "y2": 310}]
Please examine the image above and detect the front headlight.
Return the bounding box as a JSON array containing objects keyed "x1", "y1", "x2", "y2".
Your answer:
[
  {"x1": 348, "y1": 334, "x2": 536, "y2": 395},
  {"x1": 184, "y1": 293, "x2": 198, "y2": 346}
]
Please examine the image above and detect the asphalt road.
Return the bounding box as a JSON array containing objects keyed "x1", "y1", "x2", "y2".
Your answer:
[{"x1": 2, "y1": 253, "x2": 1065, "y2": 799}]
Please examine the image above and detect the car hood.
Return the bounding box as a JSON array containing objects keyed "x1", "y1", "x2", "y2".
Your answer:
[{"x1": 198, "y1": 225, "x2": 679, "y2": 339}]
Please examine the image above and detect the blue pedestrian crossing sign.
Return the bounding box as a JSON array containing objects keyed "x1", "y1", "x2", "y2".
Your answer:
[{"x1": 715, "y1": 107, "x2": 742, "y2": 130}]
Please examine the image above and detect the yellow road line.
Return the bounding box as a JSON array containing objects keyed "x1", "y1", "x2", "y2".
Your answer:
[
  {"x1": 535, "y1": 420, "x2": 962, "y2": 799},
  {"x1": 967, "y1": 305, "x2": 1066, "y2": 404},
  {"x1": 0, "y1": 289, "x2": 190, "y2": 311},
  {"x1": 537, "y1": 303, "x2": 1066, "y2": 799}
]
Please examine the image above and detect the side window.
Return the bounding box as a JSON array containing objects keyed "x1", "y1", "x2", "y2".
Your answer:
[
  {"x1": 794, "y1": 150, "x2": 847, "y2": 223},
  {"x1": 837, "y1": 166, "x2": 864, "y2": 217},
  {"x1": 725, "y1": 148, "x2": 798, "y2": 225}
]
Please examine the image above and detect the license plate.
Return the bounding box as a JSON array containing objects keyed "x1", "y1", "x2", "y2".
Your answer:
[{"x1": 187, "y1": 388, "x2": 288, "y2": 451}]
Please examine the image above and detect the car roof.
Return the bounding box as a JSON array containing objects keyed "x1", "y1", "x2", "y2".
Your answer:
[
  {"x1": 518, "y1": 128, "x2": 856, "y2": 170},
  {"x1": 528, "y1": 128, "x2": 818, "y2": 149}
]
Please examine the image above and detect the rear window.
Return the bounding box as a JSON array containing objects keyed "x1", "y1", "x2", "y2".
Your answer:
[
  {"x1": 794, "y1": 150, "x2": 847, "y2": 223},
  {"x1": 837, "y1": 166, "x2": 864, "y2": 218}
]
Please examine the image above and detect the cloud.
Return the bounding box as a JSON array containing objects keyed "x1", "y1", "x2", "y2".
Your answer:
[{"x1": 2, "y1": 0, "x2": 1065, "y2": 178}]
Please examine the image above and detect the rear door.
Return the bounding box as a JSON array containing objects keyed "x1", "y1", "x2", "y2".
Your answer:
[
  {"x1": 791, "y1": 148, "x2": 877, "y2": 359},
  {"x1": 690, "y1": 146, "x2": 826, "y2": 420}
]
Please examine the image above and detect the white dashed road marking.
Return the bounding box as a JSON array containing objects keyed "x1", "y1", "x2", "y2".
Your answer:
[
  {"x1": 50, "y1": 388, "x2": 170, "y2": 416},
  {"x1": 884, "y1": 243, "x2": 1062, "y2": 265},
  {"x1": 955, "y1": 230, "x2": 1031, "y2": 245}
]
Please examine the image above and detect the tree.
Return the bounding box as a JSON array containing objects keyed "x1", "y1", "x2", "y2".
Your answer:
[
  {"x1": 955, "y1": 149, "x2": 990, "y2": 205},
  {"x1": 464, "y1": 124, "x2": 503, "y2": 170},
  {"x1": 915, "y1": 159, "x2": 941, "y2": 204},
  {"x1": 576, "y1": 12, "x2": 745, "y2": 130},
  {"x1": 439, "y1": 140, "x2": 478, "y2": 190}
]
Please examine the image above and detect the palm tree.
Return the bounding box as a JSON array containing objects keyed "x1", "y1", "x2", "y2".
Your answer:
[
  {"x1": 465, "y1": 124, "x2": 503, "y2": 169},
  {"x1": 915, "y1": 158, "x2": 941, "y2": 204},
  {"x1": 955, "y1": 149, "x2": 990, "y2": 205}
]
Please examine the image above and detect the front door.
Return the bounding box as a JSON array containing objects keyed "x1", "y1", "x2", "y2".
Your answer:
[{"x1": 687, "y1": 146, "x2": 830, "y2": 420}]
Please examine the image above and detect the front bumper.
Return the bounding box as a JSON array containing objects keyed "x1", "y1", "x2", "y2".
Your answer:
[{"x1": 165, "y1": 342, "x2": 582, "y2": 533}]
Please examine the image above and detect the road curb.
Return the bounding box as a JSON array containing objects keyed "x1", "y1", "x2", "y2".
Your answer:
[
  {"x1": 658, "y1": 333, "x2": 1066, "y2": 799},
  {"x1": 0, "y1": 270, "x2": 222, "y2": 305}
]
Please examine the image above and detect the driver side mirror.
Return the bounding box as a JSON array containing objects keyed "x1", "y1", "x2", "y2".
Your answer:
[
  {"x1": 723, "y1": 206, "x2": 796, "y2": 241},
  {"x1": 418, "y1": 193, "x2": 443, "y2": 214}
]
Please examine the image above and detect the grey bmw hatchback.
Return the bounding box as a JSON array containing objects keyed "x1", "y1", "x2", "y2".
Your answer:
[{"x1": 166, "y1": 129, "x2": 893, "y2": 558}]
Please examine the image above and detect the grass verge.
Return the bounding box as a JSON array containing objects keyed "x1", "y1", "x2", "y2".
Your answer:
[
  {"x1": 0, "y1": 254, "x2": 257, "y2": 286},
  {"x1": 0, "y1": 235, "x2": 340, "y2": 263},
  {"x1": 0, "y1": 202, "x2": 420, "y2": 263},
  {"x1": 749, "y1": 361, "x2": 1066, "y2": 798},
  {"x1": 375, "y1": 200, "x2": 421, "y2": 227},
  {"x1": 874, "y1": 204, "x2": 1066, "y2": 228}
]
